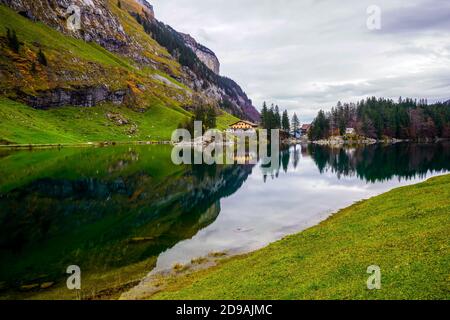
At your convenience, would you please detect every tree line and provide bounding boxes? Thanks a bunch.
[260,102,300,133]
[309,97,450,140]
[178,105,217,135]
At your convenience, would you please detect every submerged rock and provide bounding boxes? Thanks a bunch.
[20,283,39,291]
[40,282,55,289]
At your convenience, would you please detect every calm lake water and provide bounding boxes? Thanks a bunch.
[0,142,449,299]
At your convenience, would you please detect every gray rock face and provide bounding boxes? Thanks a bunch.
[135,0,154,17]
[0,0,130,53]
[180,33,220,74]
[19,86,129,109]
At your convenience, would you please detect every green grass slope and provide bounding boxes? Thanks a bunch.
[148,174,450,300]
[0,98,188,144]
[0,98,239,144]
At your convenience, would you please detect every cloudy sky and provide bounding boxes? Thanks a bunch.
[150,0,450,122]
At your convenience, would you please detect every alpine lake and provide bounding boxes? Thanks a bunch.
[0,142,449,299]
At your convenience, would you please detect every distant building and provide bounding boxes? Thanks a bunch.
[228,120,258,132]
[291,130,302,139]
[345,128,356,135]
[300,124,312,136]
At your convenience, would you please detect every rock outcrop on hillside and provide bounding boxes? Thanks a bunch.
[137,14,260,122]
[180,33,220,74]
[0,0,130,53]
[135,0,154,17]
[19,86,130,109]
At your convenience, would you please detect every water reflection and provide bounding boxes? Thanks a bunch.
[135,142,450,282]
[0,142,448,299]
[0,146,254,299]
[307,142,450,182]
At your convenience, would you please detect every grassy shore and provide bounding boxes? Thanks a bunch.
[145,174,450,300]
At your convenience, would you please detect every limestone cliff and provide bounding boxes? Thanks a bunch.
[0,0,130,53]
[180,33,220,74]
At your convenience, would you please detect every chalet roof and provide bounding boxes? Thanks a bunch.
[301,124,312,130]
[229,120,258,127]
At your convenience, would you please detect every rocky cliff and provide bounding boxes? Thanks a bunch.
[136,14,260,122]
[0,0,259,126]
[0,0,130,53]
[180,33,220,74]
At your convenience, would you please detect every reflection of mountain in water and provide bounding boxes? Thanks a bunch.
[307,142,450,182]
[0,147,254,299]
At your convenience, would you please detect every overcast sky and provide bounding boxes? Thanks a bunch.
[150,0,450,122]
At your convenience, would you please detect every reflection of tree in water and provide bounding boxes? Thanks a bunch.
[307,142,450,182]
[292,145,300,170]
[0,148,255,298]
[261,146,292,182]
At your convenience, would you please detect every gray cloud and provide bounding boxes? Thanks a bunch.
[381,0,450,34]
[150,0,450,122]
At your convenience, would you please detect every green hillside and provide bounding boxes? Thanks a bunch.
[0,98,239,145]
[0,5,240,145]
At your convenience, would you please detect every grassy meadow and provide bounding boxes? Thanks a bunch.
[145,174,450,300]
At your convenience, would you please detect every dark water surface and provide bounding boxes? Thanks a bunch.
[0,142,449,299]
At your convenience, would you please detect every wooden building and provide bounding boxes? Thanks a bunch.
[228,120,259,131]
[300,124,312,136]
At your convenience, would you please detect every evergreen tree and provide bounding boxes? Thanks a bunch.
[291,113,300,134]
[267,105,276,130]
[274,105,281,129]
[260,102,268,129]
[30,62,37,74]
[6,28,20,53]
[37,49,47,66]
[117,0,122,9]
[205,106,217,130]
[179,105,217,135]
[309,110,330,140]
[282,110,290,131]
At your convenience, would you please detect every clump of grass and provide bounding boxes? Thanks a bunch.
[208,251,227,258]
[191,257,208,265]
[172,263,189,273]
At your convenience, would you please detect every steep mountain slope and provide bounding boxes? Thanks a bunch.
[180,32,220,74]
[0,0,258,144]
